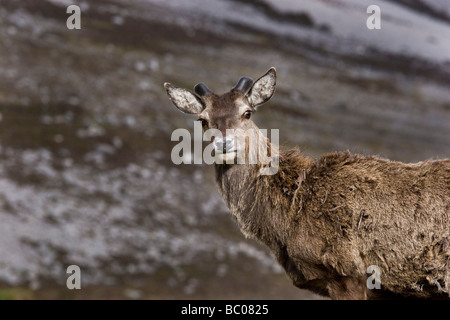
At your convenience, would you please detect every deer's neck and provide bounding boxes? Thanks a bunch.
[215,143,313,249]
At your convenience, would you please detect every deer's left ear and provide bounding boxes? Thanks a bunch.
[164,83,205,114]
[247,67,276,108]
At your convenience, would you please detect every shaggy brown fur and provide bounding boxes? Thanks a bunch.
[216,149,450,299]
[165,68,450,299]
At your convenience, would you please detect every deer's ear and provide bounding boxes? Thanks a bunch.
[164,83,205,114]
[247,67,276,108]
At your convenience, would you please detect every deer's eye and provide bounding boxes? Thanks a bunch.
[243,110,252,119]
[197,118,208,128]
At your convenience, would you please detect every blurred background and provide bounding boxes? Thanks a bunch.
[0,0,449,299]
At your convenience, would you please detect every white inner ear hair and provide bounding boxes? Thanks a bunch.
[172,88,203,114]
[249,76,274,106]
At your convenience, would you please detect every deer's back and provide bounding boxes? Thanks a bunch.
[292,151,450,298]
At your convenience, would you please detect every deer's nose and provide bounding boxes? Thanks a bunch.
[214,137,234,153]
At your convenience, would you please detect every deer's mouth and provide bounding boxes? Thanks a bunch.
[215,150,238,164]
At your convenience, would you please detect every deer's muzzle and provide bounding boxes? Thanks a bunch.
[214,137,235,154]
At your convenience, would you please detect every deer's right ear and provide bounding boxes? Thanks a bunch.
[247,67,276,108]
[164,83,205,114]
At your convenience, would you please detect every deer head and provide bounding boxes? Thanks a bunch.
[164,67,277,165]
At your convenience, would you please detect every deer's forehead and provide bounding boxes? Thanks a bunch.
[201,94,248,119]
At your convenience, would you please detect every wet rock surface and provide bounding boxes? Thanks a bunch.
[0,0,448,299]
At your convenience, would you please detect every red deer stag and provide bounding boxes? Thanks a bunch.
[164,67,449,299]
